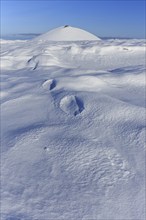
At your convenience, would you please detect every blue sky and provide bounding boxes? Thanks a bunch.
[1,0,145,38]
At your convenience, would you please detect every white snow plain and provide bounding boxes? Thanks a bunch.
[1,38,146,220]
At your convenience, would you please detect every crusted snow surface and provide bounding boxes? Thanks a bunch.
[1,38,146,220]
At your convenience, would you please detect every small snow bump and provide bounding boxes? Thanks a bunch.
[60,95,84,116]
[42,79,56,90]
[44,146,50,152]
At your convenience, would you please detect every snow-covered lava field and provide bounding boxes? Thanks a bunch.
[1,37,146,219]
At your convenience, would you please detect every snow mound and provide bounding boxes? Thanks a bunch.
[60,95,84,116]
[57,75,107,92]
[34,25,100,41]
[42,79,56,90]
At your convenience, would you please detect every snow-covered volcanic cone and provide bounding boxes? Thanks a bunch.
[34,25,100,41]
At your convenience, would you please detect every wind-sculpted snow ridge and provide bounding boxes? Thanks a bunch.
[1,39,145,70]
[1,39,145,220]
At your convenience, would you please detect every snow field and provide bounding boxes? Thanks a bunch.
[1,38,145,219]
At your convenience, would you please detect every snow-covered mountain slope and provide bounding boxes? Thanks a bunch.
[34,25,100,41]
[1,38,146,220]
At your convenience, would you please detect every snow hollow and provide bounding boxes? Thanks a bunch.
[1,26,146,220]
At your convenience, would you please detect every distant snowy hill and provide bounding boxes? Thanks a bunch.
[34,25,100,41]
[1,36,145,220]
